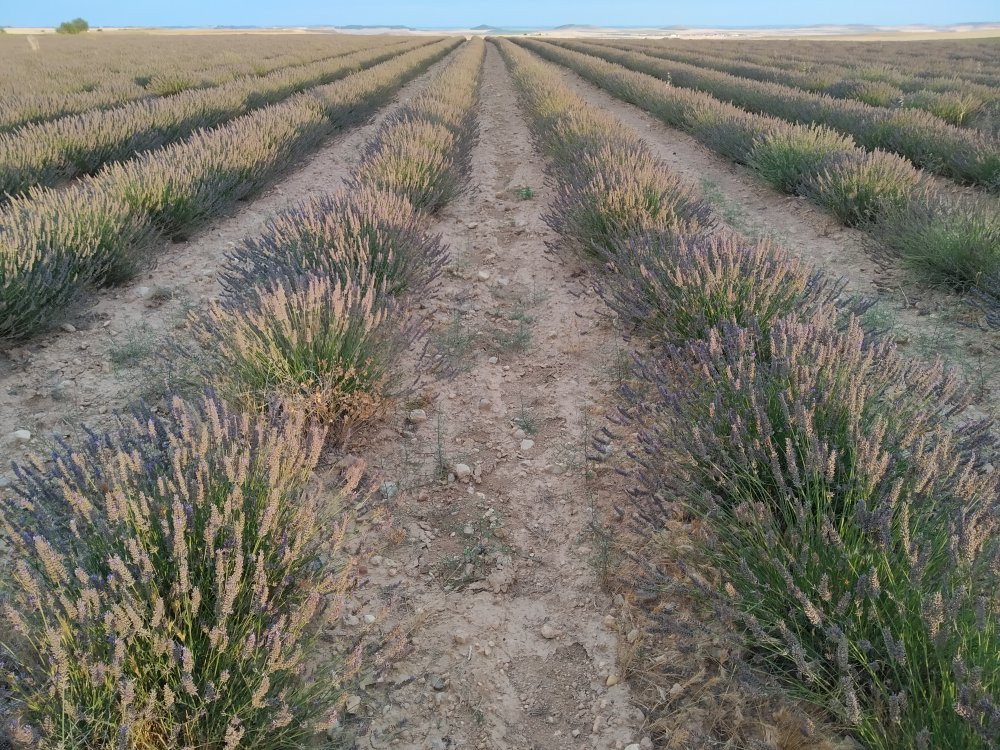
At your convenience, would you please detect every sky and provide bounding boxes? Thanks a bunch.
[2,0,997,29]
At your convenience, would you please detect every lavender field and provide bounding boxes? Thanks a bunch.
[0,27,997,749]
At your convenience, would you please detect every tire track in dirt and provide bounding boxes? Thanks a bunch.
[0,50,460,466]
[342,44,649,750]
[545,61,1000,418]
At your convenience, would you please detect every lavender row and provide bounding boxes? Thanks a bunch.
[0,39,485,747]
[546,39,1000,189]
[515,39,1000,315]
[592,38,998,130]
[0,33,388,131]
[497,37,999,749]
[0,36,430,200]
[0,38,462,344]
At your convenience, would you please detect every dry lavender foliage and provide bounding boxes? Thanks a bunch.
[351,39,483,213]
[601,231,854,343]
[0,34,387,131]
[191,274,399,430]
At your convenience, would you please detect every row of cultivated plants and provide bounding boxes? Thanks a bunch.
[594,38,998,129]
[0,36,430,199]
[515,39,1000,316]
[0,34,386,131]
[542,39,1000,189]
[0,38,484,749]
[667,37,1000,91]
[497,38,1000,749]
[0,37,462,345]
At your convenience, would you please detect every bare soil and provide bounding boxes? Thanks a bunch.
[0,52,457,471]
[328,45,651,749]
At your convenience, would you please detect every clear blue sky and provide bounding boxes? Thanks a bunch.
[3,0,997,29]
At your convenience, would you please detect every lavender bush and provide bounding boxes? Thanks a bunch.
[220,186,445,303]
[748,124,856,193]
[0,394,363,748]
[0,38,428,200]
[351,120,462,213]
[875,191,1000,294]
[191,273,399,431]
[514,37,1000,313]
[0,38,460,341]
[602,231,854,343]
[802,149,925,226]
[547,141,712,259]
[624,311,999,748]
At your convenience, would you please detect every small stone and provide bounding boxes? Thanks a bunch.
[478,398,492,411]
[408,408,428,424]
[6,429,31,444]
[363,614,376,625]
[136,286,152,298]
[345,695,362,714]
[497,277,510,287]
[669,682,683,697]
[60,323,76,333]
[429,674,447,691]
[453,632,468,645]
[625,745,641,750]
[540,624,560,639]
[0,475,11,489]
[463,524,474,536]
[626,628,640,644]
[488,356,498,364]
[606,674,619,687]
[380,481,399,500]
[520,439,534,451]
[344,614,360,627]
[453,463,472,481]
[513,428,526,440]
[572,729,581,738]
[640,739,654,750]
[477,270,491,281]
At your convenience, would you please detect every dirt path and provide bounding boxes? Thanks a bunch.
[548,61,1000,417]
[0,51,458,468]
[337,44,649,750]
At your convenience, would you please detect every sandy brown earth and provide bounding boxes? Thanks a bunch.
[0,51,458,475]
[326,45,651,749]
[546,61,1000,420]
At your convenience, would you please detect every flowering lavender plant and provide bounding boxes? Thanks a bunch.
[624,311,999,748]
[0,395,363,748]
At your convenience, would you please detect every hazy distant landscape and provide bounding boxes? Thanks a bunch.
[4,20,999,38]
